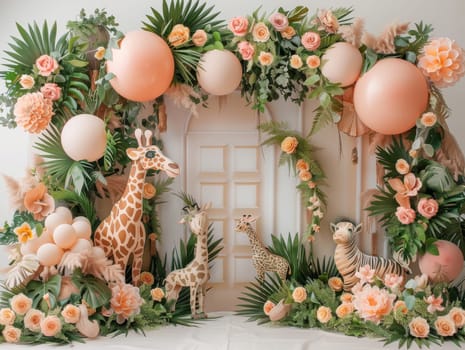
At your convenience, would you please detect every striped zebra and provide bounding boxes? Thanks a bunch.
[331,220,406,291]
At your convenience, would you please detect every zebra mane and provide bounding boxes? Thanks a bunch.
[333,217,357,226]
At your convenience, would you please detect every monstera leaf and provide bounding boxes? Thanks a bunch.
[420,161,455,193]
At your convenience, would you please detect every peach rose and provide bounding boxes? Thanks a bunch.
[435,316,456,337]
[19,74,35,89]
[281,26,296,40]
[23,182,55,221]
[395,159,410,175]
[269,13,288,32]
[316,306,332,323]
[40,83,61,101]
[151,287,165,302]
[258,51,274,66]
[448,307,465,328]
[395,206,416,225]
[24,309,44,332]
[0,308,16,326]
[299,170,312,182]
[10,293,32,315]
[14,92,54,133]
[143,183,156,200]
[340,293,353,303]
[35,55,59,77]
[308,181,316,189]
[328,277,343,292]
[110,283,144,324]
[292,286,307,303]
[40,315,62,337]
[306,55,321,69]
[394,300,408,315]
[140,271,155,285]
[409,149,418,159]
[290,55,303,69]
[420,112,437,127]
[281,136,298,154]
[301,32,321,51]
[417,198,439,219]
[94,46,106,60]
[237,41,255,61]
[61,304,80,324]
[263,300,275,316]
[312,224,320,232]
[252,22,270,42]
[409,317,430,338]
[296,159,309,171]
[317,9,339,34]
[228,16,249,37]
[13,222,34,244]
[168,24,190,47]
[2,325,21,343]
[192,29,208,47]
[336,302,354,318]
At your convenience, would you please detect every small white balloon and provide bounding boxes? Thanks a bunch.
[61,114,107,162]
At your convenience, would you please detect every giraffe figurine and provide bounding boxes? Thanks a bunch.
[94,129,179,285]
[165,204,211,319]
[235,214,290,282]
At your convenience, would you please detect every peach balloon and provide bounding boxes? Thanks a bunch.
[106,30,174,102]
[353,58,429,135]
[321,42,363,87]
[37,243,64,266]
[20,229,53,255]
[419,240,464,283]
[53,224,77,250]
[197,49,242,96]
[61,114,107,162]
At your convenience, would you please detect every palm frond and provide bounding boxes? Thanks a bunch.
[375,136,411,179]
[51,189,98,229]
[308,256,340,281]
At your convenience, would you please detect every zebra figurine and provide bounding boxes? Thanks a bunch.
[331,220,407,291]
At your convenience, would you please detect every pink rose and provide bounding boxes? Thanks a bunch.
[417,198,439,219]
[35,55,58,77]
[301,32,321,51]
[237,41,255,61]
[40,83,61,101]
[192,29,208,47]
[269,13,289,32]
[395,206,416,224]
[228,16,249,37]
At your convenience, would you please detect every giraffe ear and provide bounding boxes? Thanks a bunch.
[127,148,141,160]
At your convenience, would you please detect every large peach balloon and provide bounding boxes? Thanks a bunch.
[106,30,174,102]
[197,50,242,96]
[353,58,429,135]
[61,114,106,162]
[419,240,464,283]
[321,42,363,87]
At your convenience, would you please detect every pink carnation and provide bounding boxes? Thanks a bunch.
[395,206,416,225]
[35,55,58,77]
[13,92,54,133]
[301,32,321,51]
[237,41,255,61]
[40,83,61,101]
[269,13,289,31]
[417,198,439,219]
[228,16,249,37]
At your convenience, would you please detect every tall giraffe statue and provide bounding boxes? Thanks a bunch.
[94,129,179,285]
[165,204,211,319]
[235,214,290,282]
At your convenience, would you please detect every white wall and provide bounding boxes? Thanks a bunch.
[1,0,464,267]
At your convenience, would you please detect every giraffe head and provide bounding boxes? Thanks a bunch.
[126,129,180,178]
[330,220,361,244]
[234,214,256,233]
[181,203,211,236]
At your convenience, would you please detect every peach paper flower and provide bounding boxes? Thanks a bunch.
[35,55,58,77]
[24,309,44,332]
[23,182,55,221]
[448,307,465,328]
[258,52,273,66]
[19,74,35,89]
[409,316,430,338]
[263,300,275,316]
[281,26,296,39]
[316,306,332,323]
[40,315,62,337]
[192,29,208,47]
[151,287,165,302]
[0,308,16,326]
[301,32,321,51]
[417,37,465,88]
[388,172,422,209]
[40,83,61,101]
[336,302,354,318]
[420,112,437,127]
[228,16,249,37]
[425,294,444,313]
[14,222,34,244]
[435,316,456,337]
[168,24,190,47]
[355,264,375,285]
[61,304,80,324]
[395,206,416,225]
[292,286,307,303]
[10,293,32,315]
[252,22,270,42]
[14,92,54,133]
[281,136,298,154]
[306,55,321,69]
[2,325,21,343]
[237,41,255,61]
[417,198,439,219]
[395,159,410,175]
[316,9,339,34]
[269,13,288,31]
[352,284,396,323]
[110,283,144,324]
[290,55,303,69]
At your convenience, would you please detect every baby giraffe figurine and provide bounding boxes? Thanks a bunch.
[235,214,290,282]
[165,204,211,319]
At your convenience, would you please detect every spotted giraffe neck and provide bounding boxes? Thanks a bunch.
[119,160,146,207]
[244,225,266,254]
[194,227,209,264]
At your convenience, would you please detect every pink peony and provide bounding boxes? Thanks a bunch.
[14,92,54,133]
[237,41,255,61]
[110,283,144,324]
[301,32,321,51]
[35,55,58,77]
[418,37,465,88]
[269,13,289,32]
[228,16,249,37]
[40,83,61,101]
[395,206,416,224]
[383,273,403,291]
[352,284,396,324]
[355,264,375,285]
[417,198,439,219]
